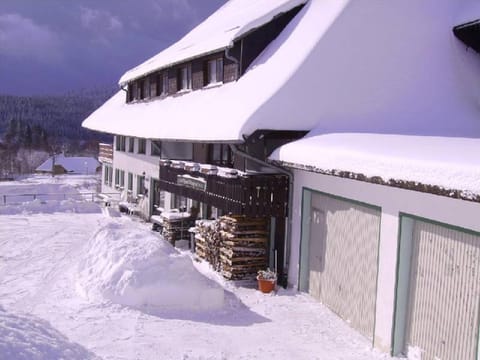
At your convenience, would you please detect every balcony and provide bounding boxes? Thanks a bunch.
[158,161,289,218]
[99,143,113,164]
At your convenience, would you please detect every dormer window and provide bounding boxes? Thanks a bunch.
[142,78,150,99]
[161,72,169,95]
[178,65,192,91]
[137,80,143,100]
[207,58,223,84]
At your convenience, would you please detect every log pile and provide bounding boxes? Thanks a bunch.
[195,215,269,280]
[162,217,195,245]
[219,215,268,280]
[195,220,222,271]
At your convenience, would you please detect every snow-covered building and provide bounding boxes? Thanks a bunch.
[36,154,101,175]
[83,0,480,359]
[83,0,310,283]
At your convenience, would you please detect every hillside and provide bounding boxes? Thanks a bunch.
[0,87,115,144]
[0,87,115,177]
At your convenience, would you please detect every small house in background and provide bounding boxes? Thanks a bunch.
[36,154,101,175]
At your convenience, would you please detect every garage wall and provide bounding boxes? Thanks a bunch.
[288,169,480,353]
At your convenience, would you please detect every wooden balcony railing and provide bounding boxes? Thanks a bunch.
[158,163,289,218]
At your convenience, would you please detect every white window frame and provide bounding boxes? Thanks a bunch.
[179,65,191,90]
[207,58,223,84]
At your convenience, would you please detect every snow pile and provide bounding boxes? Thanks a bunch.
[76,221,225,312]
[0,306,98,360]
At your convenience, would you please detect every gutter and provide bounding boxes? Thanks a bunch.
[229,144,294,287]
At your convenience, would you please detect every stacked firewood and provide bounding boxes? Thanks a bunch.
[194,220,222,271]
[219,215,268,280]
[162,217,195,245]
[194,215,268,280]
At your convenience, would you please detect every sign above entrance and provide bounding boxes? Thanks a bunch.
[177,174,207,191]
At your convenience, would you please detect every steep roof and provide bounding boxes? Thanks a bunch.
[119,0,306,85]
[83,0,480,142]
[36,155,100,174]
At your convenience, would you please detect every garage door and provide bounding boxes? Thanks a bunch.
[308,193,381,340]
[405,219,480,360]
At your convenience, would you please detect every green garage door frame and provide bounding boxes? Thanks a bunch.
[298,188,382,345]
[392,213,480,360]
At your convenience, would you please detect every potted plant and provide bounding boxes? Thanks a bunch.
[257,268,277,293]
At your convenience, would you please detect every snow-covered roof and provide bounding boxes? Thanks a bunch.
[36,155,100,174]
[84,0,480,142]
[269,133,480,201]
[119,0,306,85]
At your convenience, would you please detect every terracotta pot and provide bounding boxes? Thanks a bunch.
[257,276,276,293]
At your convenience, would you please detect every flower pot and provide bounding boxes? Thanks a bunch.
[257,276,276,293]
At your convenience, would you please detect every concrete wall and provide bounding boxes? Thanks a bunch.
[288,169,480,353]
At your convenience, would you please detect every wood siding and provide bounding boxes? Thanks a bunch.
[98,143,113,164]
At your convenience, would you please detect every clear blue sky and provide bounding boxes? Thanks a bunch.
[0,0,226,96]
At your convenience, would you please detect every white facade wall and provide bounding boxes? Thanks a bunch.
[102,137,163,217]
[288,169,480,353]
[105,137,195,217]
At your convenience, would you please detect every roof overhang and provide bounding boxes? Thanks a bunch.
[269,133,480,202]
[453,19,480,53]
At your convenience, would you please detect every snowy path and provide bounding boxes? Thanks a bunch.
[0,209,398,359]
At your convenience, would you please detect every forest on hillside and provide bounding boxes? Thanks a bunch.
[0,88,115,177]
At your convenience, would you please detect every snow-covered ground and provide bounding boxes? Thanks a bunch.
[0,175,400,360]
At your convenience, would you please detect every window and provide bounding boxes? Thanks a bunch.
[137,174,146,195]
[119,170,125,188]
[127,172,133,191]
[115,135,126,151]
[210,144,232,166]
[104,165,109,185]
[161,141,193,160]
[162,73,169,95]
[178,65,191,91]
[151,140,161,156]
[137,80,143,99]
[138,138,146,154]
[105,166,113,187]
[207,58,223,84]
[127,83,134,102]
[143,77,150,99]
[128,137,134,153]
[114,169,125,188]
[149,75,157,97]
[156,72,169,96]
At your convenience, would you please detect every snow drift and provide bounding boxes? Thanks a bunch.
[0,306,98,360]
[76,221,225,312]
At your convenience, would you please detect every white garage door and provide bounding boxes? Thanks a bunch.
[308,193,381,340]
[405,219,480,360]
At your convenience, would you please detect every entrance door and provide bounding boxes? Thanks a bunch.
[307,192,381,340]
